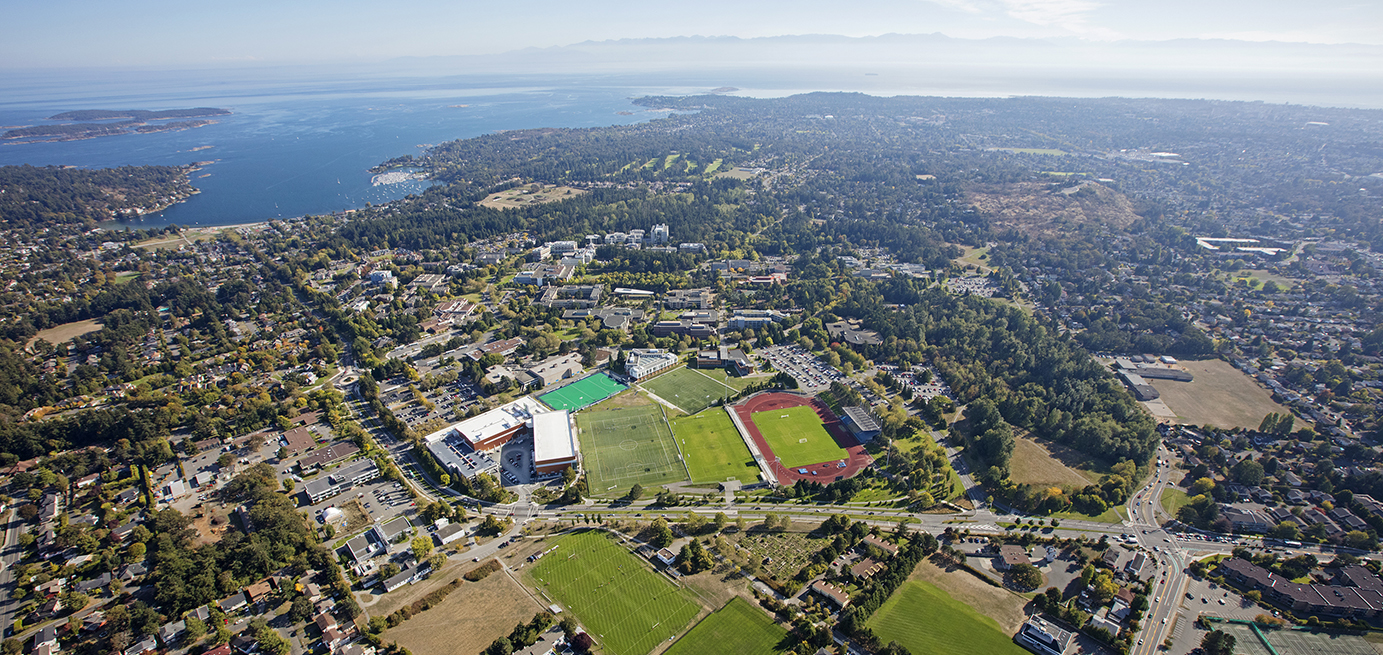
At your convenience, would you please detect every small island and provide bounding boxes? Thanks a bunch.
[2,107,230,142]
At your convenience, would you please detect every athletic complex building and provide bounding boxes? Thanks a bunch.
[423,396,581,481]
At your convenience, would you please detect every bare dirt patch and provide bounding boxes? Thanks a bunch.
[965,181,1139,238]
[591,388,654,410]
[29,318,103,348]
[911,558,1029,634]
[189,503,232,545]
[479,184,584,210]
[1149,358,1286,430]
[386,568,546,655]
[340,499,371,535]
[1008,436,1094,489]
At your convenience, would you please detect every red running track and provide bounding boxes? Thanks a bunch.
[731,391,873,485]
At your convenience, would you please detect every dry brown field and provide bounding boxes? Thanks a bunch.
[479,185,584,209]
[1149,359,1286,429]
[1008,436,1093,489]
[29,318,103,347]
[386,567,546,655]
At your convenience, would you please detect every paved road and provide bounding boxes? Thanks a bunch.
[0,509,23,633]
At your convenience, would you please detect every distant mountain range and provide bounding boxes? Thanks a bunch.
[387,33,1383,77]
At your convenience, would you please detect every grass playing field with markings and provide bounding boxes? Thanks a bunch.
[575,404,686,496]
[663,597,786,655]
[527,530,702,655]
[750,405,849,469]
[641,367,735,415]
[671,410,758,484]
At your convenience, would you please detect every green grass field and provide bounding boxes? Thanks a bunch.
[751,405,849,469]
[540,373,627,411]
[641,367,735,415]
[663,597,786,655]
[868,580,1028,655]
[672,411,759,484]
[576,405,686,496]
[528,530,702,655]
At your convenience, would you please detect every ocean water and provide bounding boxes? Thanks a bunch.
[0,72,676,229]
[3,65,1379,230]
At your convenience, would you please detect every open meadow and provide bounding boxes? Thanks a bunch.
[751,405,849,469]
[672,410,758,484]
[526,530,702,655]
[662,597,786,655]
[478,184,584,209]
[386,567,546,655]
[1149,358,1286,429]
[1008,436,1094,489]
[868,577,1028,655]
[28,318,104,348]
[576,405,686,496]
[641,367,735,415]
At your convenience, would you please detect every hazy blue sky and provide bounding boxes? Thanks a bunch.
[5,0,1380,68]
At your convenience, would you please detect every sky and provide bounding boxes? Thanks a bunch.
[3,0,1380,69]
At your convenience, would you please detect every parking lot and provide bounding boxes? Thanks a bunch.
[1164,576,1259,655]
[759,344,843,391]
[302,471,416,530]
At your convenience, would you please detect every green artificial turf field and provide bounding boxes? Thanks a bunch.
[539,373,627,411]
[575,405,687,495]
[528,530,702,655]
[867,580,1028,655]
[663,597,786,655]
[750,405,849,469]
[672,410,759,484]
[641,367,735,415]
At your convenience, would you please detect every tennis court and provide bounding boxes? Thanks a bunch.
[641,367,735,414]
[575,405,687,495]
[540,373,627,411]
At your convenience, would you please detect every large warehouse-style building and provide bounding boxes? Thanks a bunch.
[422,397,580,482]
[532,409,580,474]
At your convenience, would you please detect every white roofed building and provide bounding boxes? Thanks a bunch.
[445,397,546,451]
[533,410,580,474]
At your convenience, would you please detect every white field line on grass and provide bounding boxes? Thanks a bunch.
[538,537,693,655]
[687,367,738,394]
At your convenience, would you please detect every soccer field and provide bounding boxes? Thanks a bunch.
[528,530,702,655]
[641,367,735,415]
[663,597,786,655]
[576,405,687,495]
[672,411,759,484]
[750,405,849,469]
[539,373,627,411]
[868,580,1028,655]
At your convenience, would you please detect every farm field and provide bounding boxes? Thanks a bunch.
[1149,359,1286,430]
[575,405,686,496]
[641,367,735,415]
[526,530,702,655]
[539,373,626,411]
[387,568,546,655]
[868,579,1028,655]
[663,597,786,655]
[671,411,759,484]
[750,405,849,469]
